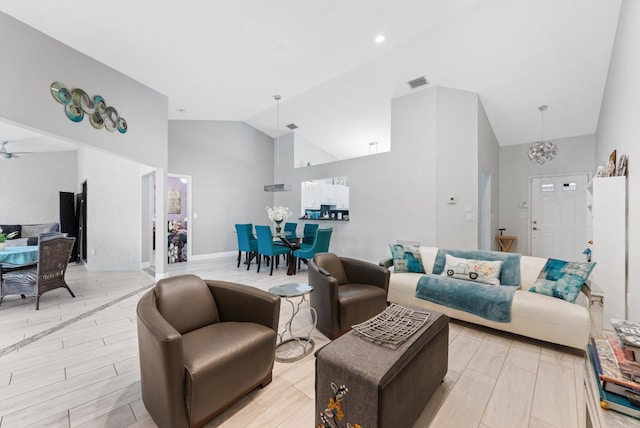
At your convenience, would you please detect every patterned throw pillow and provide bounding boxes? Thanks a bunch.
[441,254,503,285]
[389,244,425,273]
[529,258,596,303]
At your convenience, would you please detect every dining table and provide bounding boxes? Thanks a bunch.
[0,245,39,267]
[275,232,300,276]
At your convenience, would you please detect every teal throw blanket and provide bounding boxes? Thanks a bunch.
[416,274,518,323]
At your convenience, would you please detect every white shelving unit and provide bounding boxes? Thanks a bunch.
[590,176,627,331]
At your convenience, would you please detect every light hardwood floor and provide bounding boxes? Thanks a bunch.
[0,256,588,427]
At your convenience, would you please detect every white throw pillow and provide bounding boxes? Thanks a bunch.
[441,254,503,286]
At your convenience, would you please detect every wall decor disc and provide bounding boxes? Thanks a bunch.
[71,88,95,114]
[65,102,84,122]
[93,95,107,114]
[117,117,128,134]
[104,106,118,132]
[51,82,127,133]
[90,111,104,129]
[50,82,71,104]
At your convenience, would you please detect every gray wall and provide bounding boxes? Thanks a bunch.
[0,13,168,169]
[478,100,501,251]
[0,12,169,273]
[435,87,480,250]
[499,134,595,255]
[168,120,274,256]
[595,0,639,321]
[0,151,77,223]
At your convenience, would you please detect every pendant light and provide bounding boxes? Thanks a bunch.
[264,95,292,192]
[527,105,558,165]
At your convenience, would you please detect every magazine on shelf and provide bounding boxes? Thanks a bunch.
[606,332,640,383]
[591,337,640,394]
[588,343,640,420]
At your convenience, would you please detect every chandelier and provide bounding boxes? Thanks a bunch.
[527,105,557,165]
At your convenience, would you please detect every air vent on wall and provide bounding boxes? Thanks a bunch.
[407,76,429,89]
[286,123,298,130]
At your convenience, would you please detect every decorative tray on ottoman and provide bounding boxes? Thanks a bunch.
[351,303,431,349]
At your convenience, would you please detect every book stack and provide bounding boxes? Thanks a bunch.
[586,319,640,420]
[612,318,640,370]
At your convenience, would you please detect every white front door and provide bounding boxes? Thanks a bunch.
[530,174,588,261]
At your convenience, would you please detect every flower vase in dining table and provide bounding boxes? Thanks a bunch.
[274,220,283,234]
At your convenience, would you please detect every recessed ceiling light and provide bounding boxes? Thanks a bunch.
[374,35,385,44]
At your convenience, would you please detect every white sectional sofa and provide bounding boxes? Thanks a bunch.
[381,247,592,350]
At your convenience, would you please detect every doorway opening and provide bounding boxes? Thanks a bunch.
[166,174,192,264]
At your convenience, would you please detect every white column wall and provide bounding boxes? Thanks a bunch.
[595,0,640,322]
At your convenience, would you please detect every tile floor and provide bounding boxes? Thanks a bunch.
[0,256,591,427]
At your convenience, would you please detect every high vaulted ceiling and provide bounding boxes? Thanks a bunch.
[0,0,621,160]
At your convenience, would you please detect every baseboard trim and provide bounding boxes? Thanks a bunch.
[189,251,236,261]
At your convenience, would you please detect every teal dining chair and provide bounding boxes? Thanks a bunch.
[301,223,319,249]
[235,224,258,270]
[283,222,297,239]
[255,225,291,275]
[293,228,332,270]
[276,222,298,246]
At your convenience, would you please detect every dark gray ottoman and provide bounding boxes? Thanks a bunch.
[315,309,449,428]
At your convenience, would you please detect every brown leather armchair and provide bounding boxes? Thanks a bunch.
[309,253,390,340]
[136,274,281,428]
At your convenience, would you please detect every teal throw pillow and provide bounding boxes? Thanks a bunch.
[389,244,425,273]
[441,254,503,285]
[529,258,596,303]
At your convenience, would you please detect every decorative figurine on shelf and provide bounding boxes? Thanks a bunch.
[583,240,593,262]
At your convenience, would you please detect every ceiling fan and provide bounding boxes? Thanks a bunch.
[0,141,32,159]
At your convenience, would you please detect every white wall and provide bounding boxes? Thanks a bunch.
[75,148,142,271]
[294,134,338,168]
[0,151,77,223]
[272,85,490,263]
[168,120,274,256]
[499,134,595,255]
[595,0,640,322]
